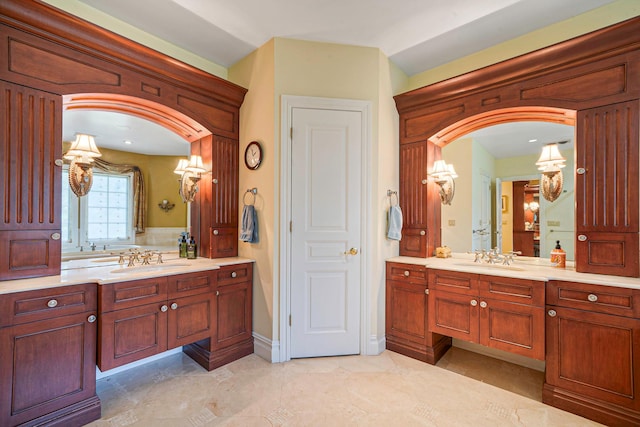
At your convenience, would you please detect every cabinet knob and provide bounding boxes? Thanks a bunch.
[170,302,178,310]
[576,167,586,175]
[87,314,97,323]
[54,158,64,167]
[424,289,429,295]
[160,305,168,312]
[548,309,557,317]
[587,294,598,302]
[51,232,61,240]
[403,271,410,277]
[479,301,487,308]
[47,299,58,308]
[420,230,426,236]
[470,299,478,307]
[212,178,218,184]
[231,271,237,278]
[216,290,220,296]
[577,234,587,242]
[213,230,219,235]
[421,179,428,185]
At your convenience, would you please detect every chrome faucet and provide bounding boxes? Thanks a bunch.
[90,242,96,251]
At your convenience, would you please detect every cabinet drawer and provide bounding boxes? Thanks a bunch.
[428,269,478,295]
[547,280,640,318]
[0,283,96,327]
[168,271,215,298]
[479,275,544,307]
[100,277,168,312]
[386,262,427,284]
[217,263,253,286]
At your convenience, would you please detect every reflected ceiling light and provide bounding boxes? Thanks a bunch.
[176,155,207,203]
[536,143,566,202]
[429,159,458,205]
[64,133,102,197]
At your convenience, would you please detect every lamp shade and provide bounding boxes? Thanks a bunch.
[173,158,189,175]
[63,133,102,162]
[185,155,206,174]
[536,143,566,171]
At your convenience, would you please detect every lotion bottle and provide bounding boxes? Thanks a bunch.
[550,240,566,268]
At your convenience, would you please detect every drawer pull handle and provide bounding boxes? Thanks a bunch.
[403,271,410,277]
[231,272,237,278]
[87,314,97,323]
[160,305,168,312]
[548,309,557,317]
[479,301,487,308]
[420,230,426,236]
[170,303,178,310]
[577,234,587,242]
[47,299,58,308]
[470,299,478,307]
[587,294,598,302]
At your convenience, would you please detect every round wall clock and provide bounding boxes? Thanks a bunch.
[244,141,262,170]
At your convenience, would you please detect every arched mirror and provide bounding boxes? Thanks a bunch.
[61,109,191,259]
[440,121,575,261]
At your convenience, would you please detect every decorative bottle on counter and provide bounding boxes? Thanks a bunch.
[179,235,188,258]
[186,237,197,259]
[550,240,566,268]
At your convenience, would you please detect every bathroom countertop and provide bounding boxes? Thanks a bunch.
[387,253,640,290]
[0,254,254,295]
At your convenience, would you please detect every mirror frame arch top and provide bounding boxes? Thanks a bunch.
[395,16,640,278]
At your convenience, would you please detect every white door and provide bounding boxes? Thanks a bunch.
[290,107,362,358]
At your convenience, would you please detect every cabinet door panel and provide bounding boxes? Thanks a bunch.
[429,269,478,295]
[214,281,252,349]
[478,275,544,306]
[386,280,427,346]
[98,303,167,371]
[0,229,61,281]
[0,312,96,426]
[479,298,545,360]
[209,227,238,258]
[428,289,479,342]
[546,306,640,410]
[100,277,168,312]
[168,293,215,348]
[212,135,238,228]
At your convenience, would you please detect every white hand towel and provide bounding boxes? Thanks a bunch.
[387,205,403,240]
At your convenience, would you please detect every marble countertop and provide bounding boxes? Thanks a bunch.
[0,253,254,295]
[388,253,640,290]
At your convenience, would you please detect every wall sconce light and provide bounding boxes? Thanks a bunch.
[158,199,175,212]
[64,133,102,197]
[524,201,540,212]
[536,143,566,202]
[174,155,207,203]
[429,159,458,205]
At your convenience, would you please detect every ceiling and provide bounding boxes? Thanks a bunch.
[64,0,600,156]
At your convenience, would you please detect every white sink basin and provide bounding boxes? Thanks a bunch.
[110,263,191,274]
[453,262,525,272]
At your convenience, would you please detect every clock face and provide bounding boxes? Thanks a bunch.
[245,141,262,170]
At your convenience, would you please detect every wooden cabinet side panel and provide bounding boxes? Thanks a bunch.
[214,281,252,349]
[385,280,428,346]
[545,306,640,411]
[0,312,96,426]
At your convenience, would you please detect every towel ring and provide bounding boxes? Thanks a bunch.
[244,188,257,206]
[387,190,399,206]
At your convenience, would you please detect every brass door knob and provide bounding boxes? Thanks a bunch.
[343,248,358,255]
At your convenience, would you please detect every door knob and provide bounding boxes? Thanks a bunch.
[343,248,358,255]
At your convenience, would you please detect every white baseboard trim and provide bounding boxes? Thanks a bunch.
[253,332,279,363]
[96,347,183,379]
[367,334,385,355]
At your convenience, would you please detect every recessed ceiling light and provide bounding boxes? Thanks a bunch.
[528,139,538,143]
[124,140,133,145]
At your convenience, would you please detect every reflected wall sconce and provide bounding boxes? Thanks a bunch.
[429,159,458,205]
[174,155,207,203]
[524,201,540,212]
[64,133,102,197]
[158,199,175,212]
[536,143,566,202]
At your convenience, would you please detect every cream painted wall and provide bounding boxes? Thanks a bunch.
[501,182,514,252]
[472,141,496,247]
[406,0,640,90]
[442,138,473,252]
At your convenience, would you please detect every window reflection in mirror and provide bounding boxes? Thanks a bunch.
[62,110,191,257]
[440,121,575,261]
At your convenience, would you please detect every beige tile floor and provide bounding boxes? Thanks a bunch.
[87,348,602,426]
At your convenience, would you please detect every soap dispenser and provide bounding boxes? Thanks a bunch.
[186,237,197,259]
[179,235,188,258]
[550,240,566,268]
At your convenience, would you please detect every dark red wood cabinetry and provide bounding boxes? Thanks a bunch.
[385,262,451,363]
[544,280,640,426]
[0,284,100,426]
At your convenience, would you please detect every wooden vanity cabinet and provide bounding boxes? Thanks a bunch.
[544,280,640,426]
[98,271,216,371]
[0,283,100,427]
[428,269,545,360]
[184,262,254,370]
[385,262,451,364]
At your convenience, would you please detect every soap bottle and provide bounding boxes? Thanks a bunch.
[550,240,566,268]
[186,237,197,259]
[179,235,188,258]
